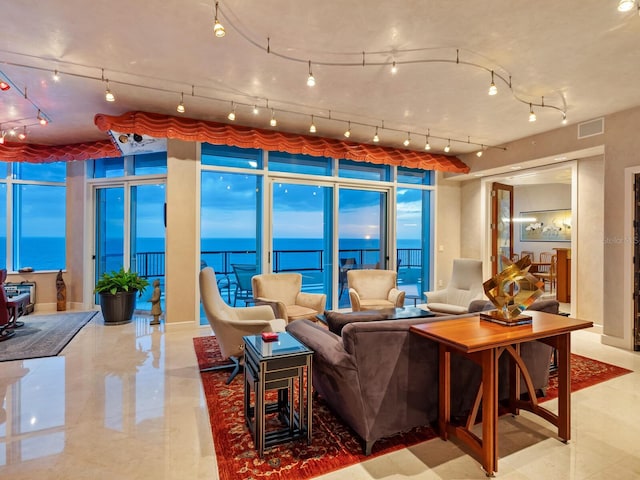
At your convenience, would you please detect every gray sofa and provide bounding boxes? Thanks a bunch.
[286,300,558,455]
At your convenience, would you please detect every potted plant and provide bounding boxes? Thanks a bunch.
[94,268,149,325]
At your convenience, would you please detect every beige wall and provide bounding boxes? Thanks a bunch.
[165,139,199,326]
[433,172,462,290]
[576,156,604,323]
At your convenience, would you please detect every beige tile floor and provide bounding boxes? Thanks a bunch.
[0,310,638,479]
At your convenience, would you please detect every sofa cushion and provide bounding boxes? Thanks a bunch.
[323,310,389,335]
[426,302,468,315]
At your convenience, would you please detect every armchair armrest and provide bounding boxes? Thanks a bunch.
[348,288,362,311]
[254,296,287,319]
[423,289,448,304]
[225,317,287,336]
[296,291,326,312]
[234,304,276,320]
[387,288,406,307]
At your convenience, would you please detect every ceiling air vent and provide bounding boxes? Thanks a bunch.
[577,117,604,139]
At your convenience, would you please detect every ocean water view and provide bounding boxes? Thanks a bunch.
[1,237,421,273]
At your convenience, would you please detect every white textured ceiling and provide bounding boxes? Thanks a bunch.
[1,1,639,154]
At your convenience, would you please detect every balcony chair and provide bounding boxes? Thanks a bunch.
[199,267,286,383]
[231,263,257,306]
[424,258,484,314]
[339,257,357,298]
[347,269,405,311]
[251,273,326,323]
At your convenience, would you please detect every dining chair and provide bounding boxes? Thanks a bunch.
[520,250,535,262]
[535,252,557,292]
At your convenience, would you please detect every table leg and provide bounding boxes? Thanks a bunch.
[557,333,571,442]
[481,348,498,476]
[306,356,312,444]
[257,365,265,457]
[438,344,450,440]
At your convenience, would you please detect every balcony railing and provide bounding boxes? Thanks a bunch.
[130,248,424,308]
[132,247,421,278]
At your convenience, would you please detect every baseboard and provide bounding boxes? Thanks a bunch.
[601,333,633,350]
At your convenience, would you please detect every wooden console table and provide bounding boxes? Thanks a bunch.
[411,311,592,476]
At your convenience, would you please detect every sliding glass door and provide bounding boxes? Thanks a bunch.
[337,188,388,307]
[94,182,166,308]
[271,181,333,305]
[200,171,262,324]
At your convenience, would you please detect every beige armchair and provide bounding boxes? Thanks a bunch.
[347,269,405,311]
[424,258,484,314]
[199,267,286,383]
[251,273,326,323]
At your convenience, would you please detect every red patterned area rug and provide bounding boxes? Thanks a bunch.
[193,336,632,480]
[542,352,632,402]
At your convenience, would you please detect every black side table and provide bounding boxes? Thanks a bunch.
[243,332,313,457]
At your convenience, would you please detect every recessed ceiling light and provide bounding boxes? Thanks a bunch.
[510,166,522,170]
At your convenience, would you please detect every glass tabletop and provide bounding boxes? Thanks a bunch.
[243,332,312,359]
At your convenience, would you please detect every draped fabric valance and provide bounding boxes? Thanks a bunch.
[0,140,119,163]
[95,111,470,173]
[0,110,470,172]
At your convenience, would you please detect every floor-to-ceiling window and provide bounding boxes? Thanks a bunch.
[198,143,434,320]
[396,167,433,304]
[0,161,66,272]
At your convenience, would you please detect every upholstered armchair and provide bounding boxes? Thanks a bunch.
[199,267,286,383]
[424,258,484,314]
[252,273,326,323]
[347,269,405,311]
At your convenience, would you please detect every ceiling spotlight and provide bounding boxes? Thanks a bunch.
[18,126,26,140]
[528,103,537,122]
[0,81,10,91]
[118,134,129,144]
[37,110,48,126]
[52,69,60,82]
[403,132,411,147]
[307,61,316,87]
[213,1,225,37]
[561,112,567,125]
[391,61,398,75]
[177,92,185,113]
[270,109,277,127]
[309,115,316,133]
[252,105,259,115]
[444,140,451,153]
[0,131,5,145]
[9,128,16,136]
[618,0,635,12]
[488,70,497,96]
[373,127,380,143]
[227,101,236,121]
[425,131,431,150]
[476,150,483,157]
[105,80,115,102]
[344,121,351,138]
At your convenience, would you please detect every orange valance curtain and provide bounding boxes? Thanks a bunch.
[0,140,119,163]
[95,111,469,173]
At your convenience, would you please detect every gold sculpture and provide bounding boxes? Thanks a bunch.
[480,256,544,325]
